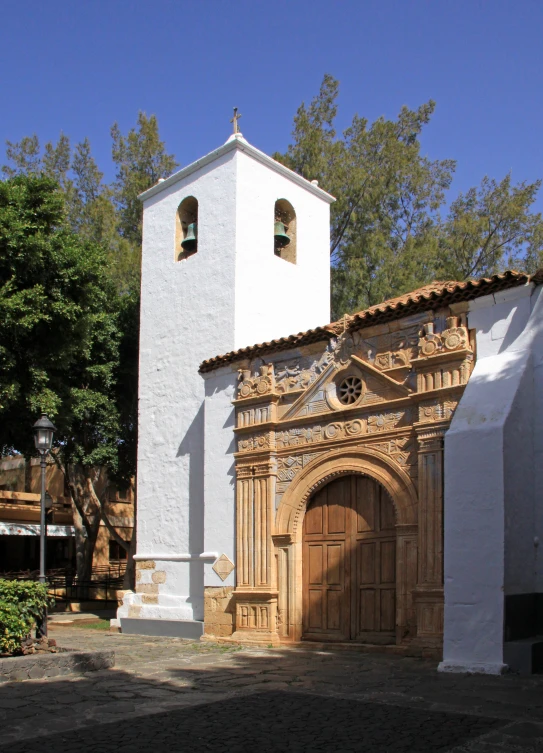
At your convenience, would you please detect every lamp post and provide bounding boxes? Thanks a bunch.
[33,414,56,637]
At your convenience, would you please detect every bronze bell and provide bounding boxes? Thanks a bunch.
[274,220,290,249]
[181,222,197,252]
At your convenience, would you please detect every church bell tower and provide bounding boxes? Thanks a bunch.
[118,124,334,635]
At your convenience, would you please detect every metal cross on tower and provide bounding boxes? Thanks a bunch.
[231,107,242,134]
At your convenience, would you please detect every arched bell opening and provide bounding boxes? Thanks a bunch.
[175,196,198,261]
[274,199,296,264]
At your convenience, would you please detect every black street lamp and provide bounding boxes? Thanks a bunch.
[33,414,56,637]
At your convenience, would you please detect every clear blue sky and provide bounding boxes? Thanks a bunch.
[1,0,542,210]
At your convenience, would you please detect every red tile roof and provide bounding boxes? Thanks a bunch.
[199,269,540,373]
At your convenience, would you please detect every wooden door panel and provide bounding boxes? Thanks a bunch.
[307,544,323,585]
[305,491,324,534]
[303,537,348,640]
[358,589,377,632]
[358,541,376,585]
[303,475,396,644]
[327,478,348,534]
[326,543,342,585]
[326,590,342,631]
[354,477,376,532]
[380,588,396,632]
[308,589,323,629]
[327,502,347,534]
[380,540,396,584]
[380,492,396,531]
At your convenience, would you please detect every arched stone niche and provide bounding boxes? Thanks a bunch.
[175,196,198,261]
[274,198,296,264]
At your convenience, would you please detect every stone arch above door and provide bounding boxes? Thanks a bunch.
[275,446,418,539]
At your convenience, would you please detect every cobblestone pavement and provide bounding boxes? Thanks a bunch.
[0,626,542,751]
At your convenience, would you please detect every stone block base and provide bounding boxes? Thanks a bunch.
[120,617,204,639]
[203,586,235,639]
[437,660,507,675]
[230,630,281,646]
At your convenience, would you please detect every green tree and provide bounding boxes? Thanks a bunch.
[111,112,178,249]
[276,75,543,317]
[1,135,41,178]
[436,175,543,279]
[0,175,134,580]
[1,114,176,581]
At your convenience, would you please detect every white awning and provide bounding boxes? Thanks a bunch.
[0,523,75,537]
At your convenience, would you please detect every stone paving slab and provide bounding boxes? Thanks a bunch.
[0,691,507,753]
[0,626,542,751]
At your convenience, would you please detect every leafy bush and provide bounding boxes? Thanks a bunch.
[0,580,52,655]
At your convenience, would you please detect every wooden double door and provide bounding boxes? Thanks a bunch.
[302,474,396,643]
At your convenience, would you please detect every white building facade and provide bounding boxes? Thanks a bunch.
[118,133,543,673]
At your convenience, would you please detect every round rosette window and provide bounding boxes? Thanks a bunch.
[338,375,363,405]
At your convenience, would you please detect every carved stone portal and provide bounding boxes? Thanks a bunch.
[224,308,472,655]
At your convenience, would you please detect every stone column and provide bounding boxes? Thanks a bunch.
[232,461,280,645]
[395,524,418,644]
[412,426,445,652]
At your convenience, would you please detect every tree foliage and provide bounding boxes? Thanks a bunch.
[1,113,172,582]
[0,579,51,654]
[0,175,134,578]
[275,75,543,317]
[111,112,178,248]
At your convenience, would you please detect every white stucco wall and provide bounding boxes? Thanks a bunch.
[203,368,236,588]
[530,287,543,594]
[134,151,238,620]
[440,283,543,674]
[127,137,332,623]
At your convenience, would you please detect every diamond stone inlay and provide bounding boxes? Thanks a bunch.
[212,554,235,581]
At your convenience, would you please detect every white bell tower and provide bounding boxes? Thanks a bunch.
[118,128,334,635]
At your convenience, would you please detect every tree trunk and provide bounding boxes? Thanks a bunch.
[66,466,101,582]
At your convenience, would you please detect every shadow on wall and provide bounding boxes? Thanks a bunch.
[205,374,237,481]
[497,303,533,354]
[177,403,204,620]
[223,405,236,482]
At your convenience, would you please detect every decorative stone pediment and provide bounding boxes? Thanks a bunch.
[282,354,410,421]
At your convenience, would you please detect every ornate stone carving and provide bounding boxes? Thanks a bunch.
[370,437,416,467]
[418,399,458,424]
[367,411,405,433]
[275,410,408,450]
[231,307,477,650]
[238,405,271,427]
[277,455,303,482]
[274,349,334,394]
[237,364,275,399]
[302,452,322,466]
[416,427,446,452]
[417,317,471,360]
[441,316,469,352]
[418,322,442,357]
[238,432,272,452]
[374,350,409,370]
[275,452,326,507]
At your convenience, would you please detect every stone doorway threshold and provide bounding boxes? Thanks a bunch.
[287,640,441,660]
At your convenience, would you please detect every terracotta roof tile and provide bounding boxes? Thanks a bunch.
[199,269,537,373]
